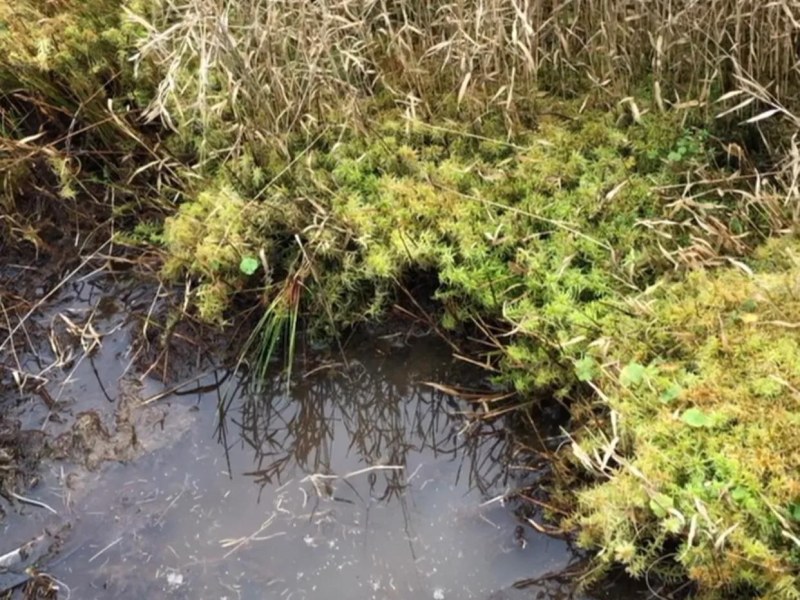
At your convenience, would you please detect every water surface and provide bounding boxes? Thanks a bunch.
[0,276,639,599]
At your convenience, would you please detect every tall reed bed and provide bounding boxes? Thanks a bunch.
[134,0,800,144]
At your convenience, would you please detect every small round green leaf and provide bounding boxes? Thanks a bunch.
[649,493,674,518]
[239,256,260,275]
[660,384,682,403]
[575,356,598,382]
[620,362,646,387]
[731,487,750,502]
[681,407,713,428]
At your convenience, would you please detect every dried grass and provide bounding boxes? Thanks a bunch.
[134,0,800,145]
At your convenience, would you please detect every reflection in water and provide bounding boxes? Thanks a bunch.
[3,295,582,600]
[165,342,575,600]
[227,350,511,504]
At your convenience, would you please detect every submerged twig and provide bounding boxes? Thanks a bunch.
[10,492,59,515]
[219,513,286,558]
[88,537,123,563]
[0,240,112,355]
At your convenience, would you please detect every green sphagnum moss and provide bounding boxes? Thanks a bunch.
[568,237,800,597]
[3,2,800,595]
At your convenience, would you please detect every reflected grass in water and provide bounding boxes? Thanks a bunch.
[221,347,516,505]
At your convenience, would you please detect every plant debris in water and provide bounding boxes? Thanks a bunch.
[3,0,800,597]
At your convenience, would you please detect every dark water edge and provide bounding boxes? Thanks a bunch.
[0,274,651,600]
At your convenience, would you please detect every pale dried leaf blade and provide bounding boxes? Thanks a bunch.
[457,71,472,106]
[572,441,596,472]
[605,180,628,201]
[715,97,755,119]
[715,90,746,103]
[18,132,47,145]
[744,109,783,124]
[782,530,800,548]
[714,523,739,550]
[725,257,754,276]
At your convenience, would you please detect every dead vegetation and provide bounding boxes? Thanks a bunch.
[134,0,800,143]
[4,0,800,597]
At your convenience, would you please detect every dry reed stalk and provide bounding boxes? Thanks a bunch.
[129,0,800,273]
[132,0,800,146]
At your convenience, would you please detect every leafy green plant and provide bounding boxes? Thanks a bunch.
[620,362,648,387]
[666,128,710,164]
[680,407,715,428]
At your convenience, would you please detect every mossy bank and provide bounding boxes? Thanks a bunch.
[3,0,800,597]
[157,100,800,596]
[569,237,800,596]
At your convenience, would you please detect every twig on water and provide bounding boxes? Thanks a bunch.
[10,492,59,515]
[88,537,123,563]
[219,513,287,558]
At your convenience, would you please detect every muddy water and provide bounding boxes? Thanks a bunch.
[0,277,639,599]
